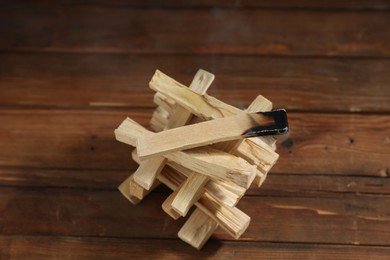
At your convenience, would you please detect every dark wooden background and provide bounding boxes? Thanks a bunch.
[0,1,389,259]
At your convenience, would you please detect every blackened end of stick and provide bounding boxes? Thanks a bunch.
[243,109,289,137]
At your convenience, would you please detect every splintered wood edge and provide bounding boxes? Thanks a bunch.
[235,138,279,175]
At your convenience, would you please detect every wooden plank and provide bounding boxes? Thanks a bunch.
[1,6,390,57]
[0,188,389,245]
[3,0,390,10]
[1,53,389,113]
[1,236,390,260]
[1,167,388,197]
[0,109,389,176]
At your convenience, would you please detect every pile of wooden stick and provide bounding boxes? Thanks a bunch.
[115,69,281,249]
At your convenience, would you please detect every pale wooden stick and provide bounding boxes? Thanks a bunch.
[166,69,214,129]
[153,92,176,113]
[167,162,244,207]
[212,95,273,152]
[162,188,182,220]
[150,70,240,120]
[118,175,140,205]
[119,70,215,191]
[168,161,244,207]
[141,69,213,188]
[158,169,250,239]
[118,174,161,203]
[137,112,275,160]
[133,156,166,190]
[131,149,140,164]
[150,71,278,148]
[116,119,256,188]
[178,208,218,250]
[171,172,209,216]
[115,117,146,147]
[166,69,216,217]
[129,175,161,200]
[150,107,170,132]
[165,147,256,189]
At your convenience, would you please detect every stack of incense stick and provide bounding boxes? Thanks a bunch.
[114,69,288,249]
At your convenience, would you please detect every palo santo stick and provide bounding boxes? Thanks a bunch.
[162,187,182,220]
[151,70,278,148]
[167,161,244,207]
[133,156,166,190]
[166,69,214,129]
[114,117,165,191]
[212,95,273,152]
[178,208,218,250]
[166,69,215,216]
[137,110,287,160]
[150,70,240,120]
[118,174,161,203]
[235,138,279,175]
[116,119,256,188]
[153,92,176,114]
[165,147,256,189]
[235,138,279,187]
[115,117,146,147]
[131,149,140,164]
[150,107,170,132]
[139,70,213,190]
[158,168,251,239]
[171,172,209,216]
[119,69,215,190]
[118,175,140,205]
[129,175,161,200]
[197,192,250,239]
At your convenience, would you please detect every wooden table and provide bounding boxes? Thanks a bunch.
[0,1,389,259]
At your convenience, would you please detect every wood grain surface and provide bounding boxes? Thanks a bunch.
[1,5,390,57]
[0,1,389,258]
